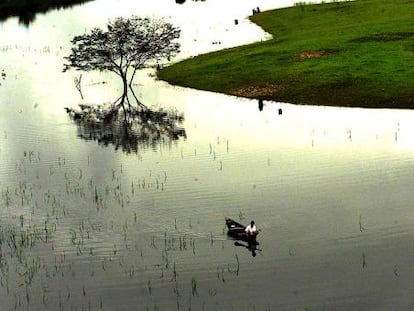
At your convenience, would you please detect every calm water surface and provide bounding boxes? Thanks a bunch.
[1,1,414,310]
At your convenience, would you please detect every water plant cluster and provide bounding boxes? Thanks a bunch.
[0,69,5,85]
[0,133,246,310]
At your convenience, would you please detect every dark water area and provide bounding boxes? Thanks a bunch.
[0,0,94,26]
[2,0,414,310]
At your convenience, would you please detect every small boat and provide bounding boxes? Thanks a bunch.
[225,217,259,245]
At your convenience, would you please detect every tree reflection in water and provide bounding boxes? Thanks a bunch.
[66,104,186,154]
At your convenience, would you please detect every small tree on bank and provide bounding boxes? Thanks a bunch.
[63,16,180,121]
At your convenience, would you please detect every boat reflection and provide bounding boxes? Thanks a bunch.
[234,240,260,257]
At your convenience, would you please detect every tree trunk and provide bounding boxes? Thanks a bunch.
[129,68,147,111]
[119,72,128,123]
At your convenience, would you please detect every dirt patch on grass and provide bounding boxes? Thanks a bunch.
[300,50,334,59]
[352,32,414,43]
[230,83,285,98]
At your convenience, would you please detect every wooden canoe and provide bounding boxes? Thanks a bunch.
[225,217,259,245]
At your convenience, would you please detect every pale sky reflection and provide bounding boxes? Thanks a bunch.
[1,0,414,153]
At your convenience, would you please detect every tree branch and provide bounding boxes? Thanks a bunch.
[63,15,181,119]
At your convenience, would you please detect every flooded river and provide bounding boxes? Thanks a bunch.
[1,0,414,310]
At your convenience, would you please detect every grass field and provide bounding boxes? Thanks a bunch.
[158,0,414,108]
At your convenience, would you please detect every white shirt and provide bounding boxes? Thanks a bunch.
[245,224,257,234]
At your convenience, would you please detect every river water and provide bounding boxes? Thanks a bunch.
[1,1,414,310]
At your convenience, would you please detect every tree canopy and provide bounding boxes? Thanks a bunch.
[63,16,181,119]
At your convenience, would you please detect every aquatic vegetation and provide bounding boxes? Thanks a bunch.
[0,69,5,86]
[0,144,257,310]
[3,0,414,309]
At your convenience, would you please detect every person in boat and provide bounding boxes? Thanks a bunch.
[245,220,258,237]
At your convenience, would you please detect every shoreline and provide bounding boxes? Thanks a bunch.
[158,0,414,109]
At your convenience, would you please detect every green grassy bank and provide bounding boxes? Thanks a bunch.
[158,0,414,108]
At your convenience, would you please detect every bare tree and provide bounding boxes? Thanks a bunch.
[63,16,180,121]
